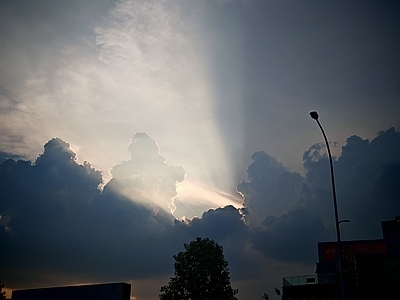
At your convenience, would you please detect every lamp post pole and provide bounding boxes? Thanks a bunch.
[309,111,347,300]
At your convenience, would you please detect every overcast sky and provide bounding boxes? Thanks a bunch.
[1,0,400,299]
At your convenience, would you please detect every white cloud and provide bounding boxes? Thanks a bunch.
[0,0,239,214]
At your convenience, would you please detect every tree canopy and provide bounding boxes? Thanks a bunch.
[159,237,238,300]
[0,281,6,299]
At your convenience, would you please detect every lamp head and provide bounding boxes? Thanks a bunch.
[309,111,319,120]
[339,219,351,224]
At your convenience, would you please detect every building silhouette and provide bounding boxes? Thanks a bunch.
[11,282,131,300]
[282,217,400,300]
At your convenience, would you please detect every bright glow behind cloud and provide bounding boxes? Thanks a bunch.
[93,0,237,209]
[0,0,239,217]
[175,179,243,219]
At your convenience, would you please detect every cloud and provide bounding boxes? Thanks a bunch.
[0,138,102,283]
[236,127,400,262]
[0,151,26,164]
[1,0,399,299]
[251,207,327,263]
[107,132,186,215]
[237,151,304,224]
[174,205,247,241]
[302,127,400,239]
[1,127,400,299]
[0,0,243,212]
[170,205,264,280]
[0,135,253,290]
[92,0,237,200]
[173,180,242,220]
[0,136,178,286]
[0,134,265,294]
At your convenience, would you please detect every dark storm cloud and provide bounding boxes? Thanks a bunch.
[235,150,328,263]
[0,134,256,289]
[251,207,327,263]
[237,127,400,262]
[237,151,303,223]
[303,127,400,239]
[1,127,400,292]
[171,206,262,279]
[173,205,247,242]
[0,151,25,164]
[0,135,182,286]
[0,138,103,282]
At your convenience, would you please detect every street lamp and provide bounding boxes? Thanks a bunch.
[309,111,347,300]
[338,219,351,224]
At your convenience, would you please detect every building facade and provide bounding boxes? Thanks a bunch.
[282,217,400,300]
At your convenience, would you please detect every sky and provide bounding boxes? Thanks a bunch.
[0,0,400,299]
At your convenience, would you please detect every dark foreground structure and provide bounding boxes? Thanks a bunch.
[11,282,131,300]
[282,217,400,300]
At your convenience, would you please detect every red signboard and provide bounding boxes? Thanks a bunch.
[322,242,387,260]
[371,243,387,253]
[323,245,338,260]
[354,244,370,253]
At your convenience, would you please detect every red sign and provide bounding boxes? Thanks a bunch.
[371,243,387,253]
[323,245,338,260]
[342,244,354,254]
[354,244,370,253]
[322,242,387,261]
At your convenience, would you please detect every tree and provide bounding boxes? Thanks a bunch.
[0,281,6,299]
[159,237,238,300]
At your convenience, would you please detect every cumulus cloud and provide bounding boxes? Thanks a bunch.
[1,127,399,299]
[302,127,400,239]
[173,205,247,241]
[0,135,179,286]
[1,1,400,299]
[170,205,264,280]
[107,132,186,215]
[0,138,103,284]
[236,127,400,262]
[237,151,303,224]
[0,151,26,164]
[251,207,327,263]
[0,135,255,291]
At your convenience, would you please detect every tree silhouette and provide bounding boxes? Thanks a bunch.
[0,281,6,299]
[159,237,238,300]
